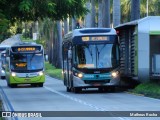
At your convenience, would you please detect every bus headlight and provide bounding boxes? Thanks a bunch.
[11,72,16,77]
[78,73,83,78]
[111,71,119,78]
[38,71,44,76]
[1,70,5,74]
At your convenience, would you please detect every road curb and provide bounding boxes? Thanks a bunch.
[0,86,18,120]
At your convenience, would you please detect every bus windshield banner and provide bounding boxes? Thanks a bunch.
[11,46,41,52]
[82,36,109,41]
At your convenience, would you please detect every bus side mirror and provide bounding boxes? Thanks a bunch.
[68,50,72,60]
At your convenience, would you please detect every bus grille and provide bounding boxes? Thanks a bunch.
[84,80,110,84]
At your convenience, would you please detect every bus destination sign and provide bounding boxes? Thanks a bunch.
[18,47,35,52]
[82,36,109,41]
[12,46,41,52]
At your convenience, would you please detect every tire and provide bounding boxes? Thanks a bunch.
[1,76,5,79]
[73,87,82,93]
[66,87,71,92]
[31,84,38,87]
[38,83,43,87]
[98,87,107,93]
[8,84,17,88]
[108,86,116,93]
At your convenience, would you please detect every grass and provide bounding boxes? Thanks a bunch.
[132,82,160,99]
[45,62,63,80]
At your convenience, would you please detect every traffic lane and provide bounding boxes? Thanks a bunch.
[44,76,160,120]
[0,80,93,111]
[46,76,160,111]
[1,77,160,120]
[0,80,121,120]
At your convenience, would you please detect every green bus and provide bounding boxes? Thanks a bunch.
[5,42,45,87]
[62,28,120,93]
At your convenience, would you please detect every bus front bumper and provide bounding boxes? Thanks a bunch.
[72,75,120,88]
[8,72,45,84]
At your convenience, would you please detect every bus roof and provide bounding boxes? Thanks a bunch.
[64,28,117,39]
[0,45,11,48]
[10,42,42,47]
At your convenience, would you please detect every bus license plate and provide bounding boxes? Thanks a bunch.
[25,79,31,81]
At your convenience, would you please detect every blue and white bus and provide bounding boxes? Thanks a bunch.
[62,28,120,93]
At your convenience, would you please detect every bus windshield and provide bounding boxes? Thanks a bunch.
[74,43,119,69]
[10,53,43,71]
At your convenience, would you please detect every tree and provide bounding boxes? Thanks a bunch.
[130,0,140,21]
[91,0,96,27]
[85,0,92,28]
[64,18,69,35]
[113,0,121,27]
[102,0,110,28]
[0,10,9,41]
[56,21,62,68]
[98,0,103,27]
[98,0,110,28]
[121,0,131,23]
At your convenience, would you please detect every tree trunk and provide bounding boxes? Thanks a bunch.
[91,0,96,27]
[85,1,91,28]
[98,0,103,27]
[64,18,69,35]
[102,0,110,28]
[49,25,53,64]
[131,0,140,21]
[56,21,62,68]
[72,18,76,30]
[113,0,121,27]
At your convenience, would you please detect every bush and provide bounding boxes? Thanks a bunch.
[45,62,63,80]
[133,82,160,99]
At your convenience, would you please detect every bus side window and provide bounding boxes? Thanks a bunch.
[6,49,10,57]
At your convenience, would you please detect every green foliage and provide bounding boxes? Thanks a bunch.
[45,62,63,80]
[0,0,88,22]
[121,0,131,23]
[0,10,10,41]
[19,0,32,13]
[133,82,160,99]
[0,0,88,42]
[21,35,46,49]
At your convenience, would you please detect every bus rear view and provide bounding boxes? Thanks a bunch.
[62,28,120,93]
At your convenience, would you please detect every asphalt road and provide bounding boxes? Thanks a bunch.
[0,75,160,120]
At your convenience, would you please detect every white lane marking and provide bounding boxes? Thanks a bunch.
[44,86,106,111]
[45,75,131,120]
[44,85,131,120]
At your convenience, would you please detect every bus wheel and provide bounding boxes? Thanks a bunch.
[98,88,107,93]
[8,84,17,88]
[73,87,81,93]
[108,87,115,92]
[66,87,71,92]
[1,76,5,79]
[38,83,43,87]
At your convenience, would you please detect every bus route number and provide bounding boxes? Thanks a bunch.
[18,47,36,52]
